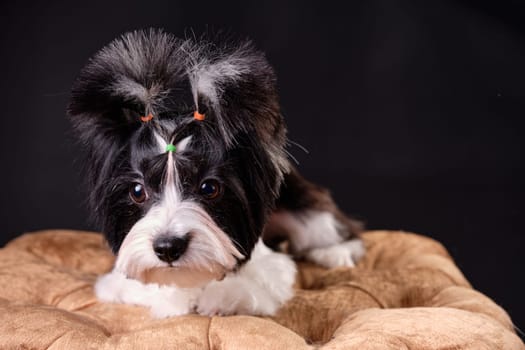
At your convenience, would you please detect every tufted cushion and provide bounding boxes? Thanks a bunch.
[0,230,522,349]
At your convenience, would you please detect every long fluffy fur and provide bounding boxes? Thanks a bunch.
[69,29,289,256]
[69,29,363,318]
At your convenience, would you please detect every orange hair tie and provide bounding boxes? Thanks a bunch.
[140,113,154,122]
[194,110,205,121]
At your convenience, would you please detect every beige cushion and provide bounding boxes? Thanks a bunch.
[0,230,522,349]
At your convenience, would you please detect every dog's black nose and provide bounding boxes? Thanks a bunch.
[153,235,190,263]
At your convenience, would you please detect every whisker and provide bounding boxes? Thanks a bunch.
[288,139,309,154]
[284,149,299,165]
[514,323,525,337]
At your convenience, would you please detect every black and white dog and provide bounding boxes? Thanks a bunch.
[68,29,364,317]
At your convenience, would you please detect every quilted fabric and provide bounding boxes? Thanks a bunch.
[0,229,522,349]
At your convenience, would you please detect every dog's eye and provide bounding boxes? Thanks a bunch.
[199,179,221,199]
[130,183,147,203]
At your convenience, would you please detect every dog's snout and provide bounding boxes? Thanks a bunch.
[153,235,190,263]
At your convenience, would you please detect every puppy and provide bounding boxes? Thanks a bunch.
[68,29,364,317]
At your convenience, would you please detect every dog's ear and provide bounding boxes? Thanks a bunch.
[68,29,185,146]
[187,41,290,187]
[186,41,282,144]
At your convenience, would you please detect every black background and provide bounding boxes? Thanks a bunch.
[0,0,523,337]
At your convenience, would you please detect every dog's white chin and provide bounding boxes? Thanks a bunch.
[137,265,227,288]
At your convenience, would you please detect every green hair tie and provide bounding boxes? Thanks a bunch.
[166,144,176,153]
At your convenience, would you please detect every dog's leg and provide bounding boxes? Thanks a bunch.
[95,270,199,318]
[265,167,365,268]
[196,239,296,316]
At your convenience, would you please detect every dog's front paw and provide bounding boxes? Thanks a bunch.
[196,278,252,316]
[196,241,296,317]
[196,281,291,317]
[196,276,287,317]
[95,269,195,318]
[147,286,197,318]
[196,286,283,317]
[305,239,365,268]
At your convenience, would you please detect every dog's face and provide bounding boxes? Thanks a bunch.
[68,29,289,287]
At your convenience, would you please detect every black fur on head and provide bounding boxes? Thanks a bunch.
[68,29,289,282]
